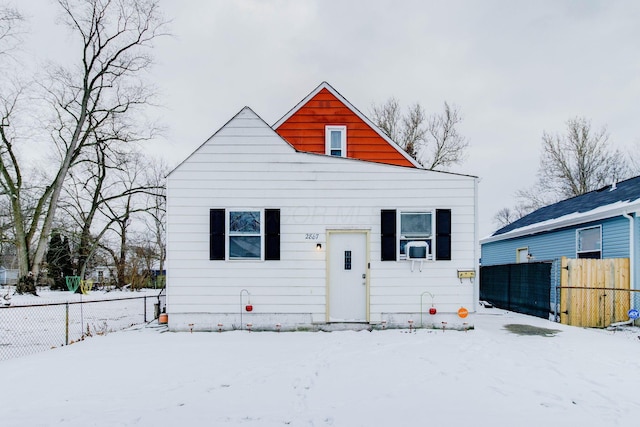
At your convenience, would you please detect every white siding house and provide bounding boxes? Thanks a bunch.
[166,107,478,331]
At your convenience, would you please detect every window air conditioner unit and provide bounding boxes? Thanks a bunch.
[405,241,431,271]
[406,241,430,260]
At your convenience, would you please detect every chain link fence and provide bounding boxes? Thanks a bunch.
[0,292,165,361]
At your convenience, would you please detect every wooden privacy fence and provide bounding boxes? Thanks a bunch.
[559,257,630,327]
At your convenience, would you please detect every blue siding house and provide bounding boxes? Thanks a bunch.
[481,176,640,316]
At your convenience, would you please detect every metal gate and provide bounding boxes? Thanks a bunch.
[480,262,552,319]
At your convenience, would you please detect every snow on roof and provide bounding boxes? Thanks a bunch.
[481,175,640,244]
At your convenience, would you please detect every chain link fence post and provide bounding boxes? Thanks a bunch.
[65,302,69,346]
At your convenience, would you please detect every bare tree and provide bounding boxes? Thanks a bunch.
[370,99,468,170]
[371,98,401,145]
[494,117,632,230]
[423,102,469,170]
[93,153,162,289]
[0,6,23,59]
[512,187,557,218]
[60,143,163,285]
[371,98,421,159]
[142,157,167,286]
[627,141,640,176]
[537,117,629,199]
[0,0,166,293]
[493,207,520,229]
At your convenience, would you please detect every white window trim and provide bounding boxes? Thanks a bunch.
[227,209,265,261]
[576,225,602,258]
[397,210,435,261]
[325,125,347,157]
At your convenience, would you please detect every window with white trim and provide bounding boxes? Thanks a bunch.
[576,225,601,259]
[325,125,346,157]
[228,210,262,259]
[399,211,433,260]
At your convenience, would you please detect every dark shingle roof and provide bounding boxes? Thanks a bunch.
[493,175,640,236]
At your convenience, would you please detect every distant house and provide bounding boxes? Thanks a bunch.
[480,176,640,319]
[0,266,19,286]
[88,266,113,286]
[165,82,479,332]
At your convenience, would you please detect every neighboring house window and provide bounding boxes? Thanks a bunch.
[516,247,529,263]
[325,125,346,157]
[576,226,602,259]
[399,211,433,260]
[210,209,280,261]
[381,209,451,261]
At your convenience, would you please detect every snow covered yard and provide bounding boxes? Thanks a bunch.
[3,308,639,427]
[0,288,162,360]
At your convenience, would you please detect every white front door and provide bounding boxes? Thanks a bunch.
[328,231,368,322]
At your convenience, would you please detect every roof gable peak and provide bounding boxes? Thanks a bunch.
[273,82,422,168]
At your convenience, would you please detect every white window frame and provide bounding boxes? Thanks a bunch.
[516,247,529,263]
[227,209,264,261]
[398,210,434,261]
[576,225,602,259]
[325,125,347,157]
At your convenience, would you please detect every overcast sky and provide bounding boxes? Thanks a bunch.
[19,0,640,238]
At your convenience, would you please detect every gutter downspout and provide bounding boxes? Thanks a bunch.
[623,212,635,310]
[474,177,480,312]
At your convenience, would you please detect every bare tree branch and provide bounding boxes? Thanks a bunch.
[0,0,167,293]
[493,116,633,233]
[0,6,23,59]
[371,98,468,170]
[493,207,519,229]
[537,117,629,199]
[423,102,469,170]
[370,98,403,146]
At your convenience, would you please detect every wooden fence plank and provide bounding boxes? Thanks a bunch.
[560,258,630,327]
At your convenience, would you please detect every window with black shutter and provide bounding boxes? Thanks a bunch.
[209,209,225,260]
[211,208,281,261]
[381,209,397,261]
[384,208,451,262]
[435,209,452,261]
[265,209,281,260]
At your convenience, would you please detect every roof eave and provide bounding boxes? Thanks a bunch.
[480,202,640,245]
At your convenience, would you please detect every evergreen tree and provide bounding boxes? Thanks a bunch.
[62,236,73,280]
[47,231,67,291]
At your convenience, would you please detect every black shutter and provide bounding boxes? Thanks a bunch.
[209,209,225,260]
[436,209,451,261]
[265,209,280,260]
[381,209,397,261]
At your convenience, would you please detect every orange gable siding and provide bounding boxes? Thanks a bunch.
[275,89,415,167]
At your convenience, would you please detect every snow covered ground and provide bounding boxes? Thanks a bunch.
[0,288,162,361]
[3,307,639,427]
